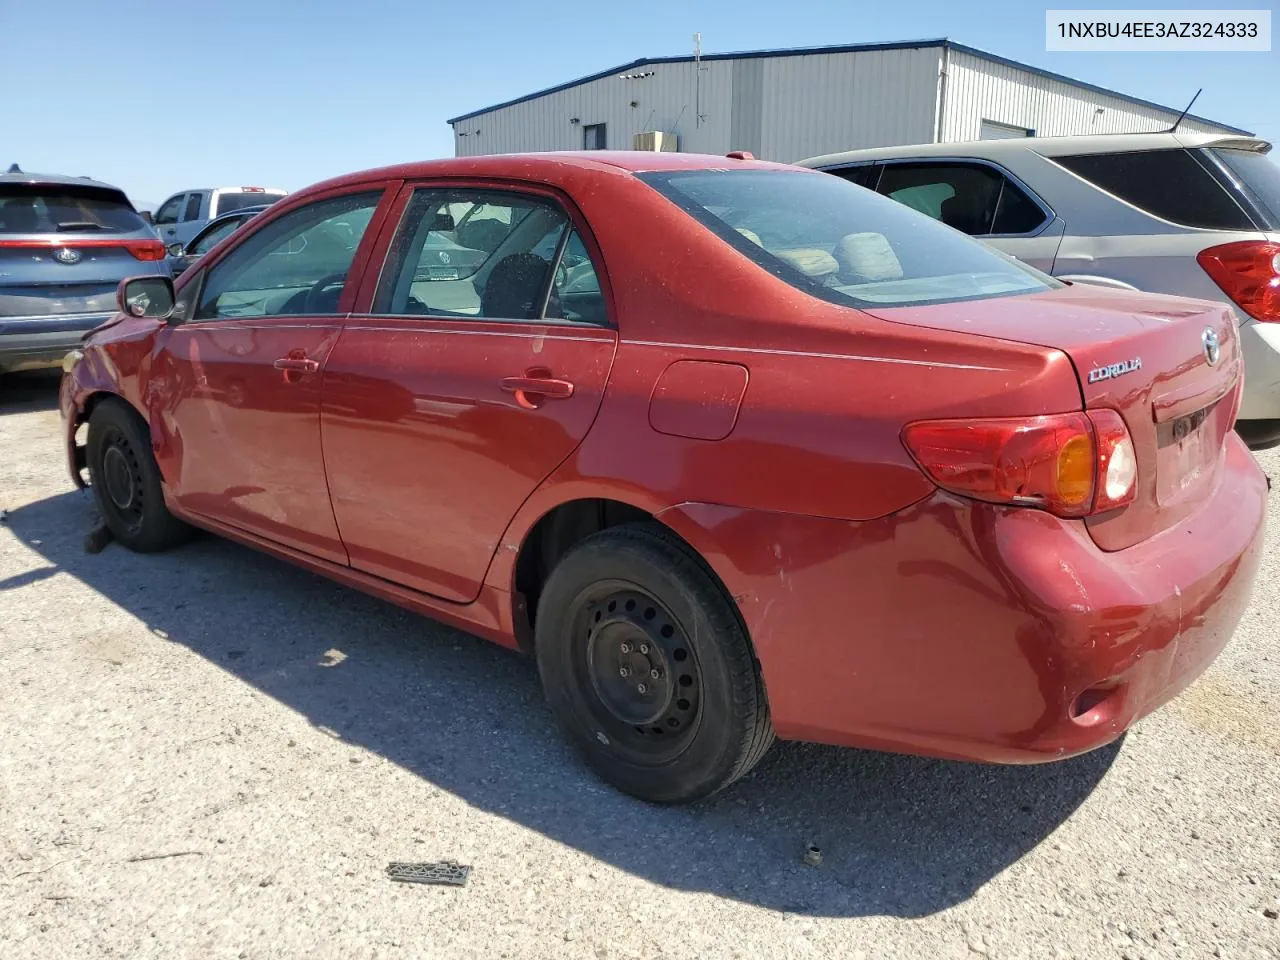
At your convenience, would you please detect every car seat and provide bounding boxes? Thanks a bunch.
[480,253,557,319]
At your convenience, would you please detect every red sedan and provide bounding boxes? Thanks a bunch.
[61,152,1267,803]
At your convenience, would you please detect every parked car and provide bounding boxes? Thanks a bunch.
[148,186,286,249]
[61,152,1266,803]
[798,133,1280,449]
[165,204,270,276]
[0,167,167,375]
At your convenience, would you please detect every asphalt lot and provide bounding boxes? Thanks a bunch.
[1,369,1278,960]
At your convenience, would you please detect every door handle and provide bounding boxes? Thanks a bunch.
[501,369,574,409]
[273,357,320,373]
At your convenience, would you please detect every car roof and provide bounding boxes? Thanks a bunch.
[0,170,128,192]
[300,151,803,195]
[799,132,1273,168]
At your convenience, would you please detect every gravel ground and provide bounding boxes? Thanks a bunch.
[2,369,1279,960]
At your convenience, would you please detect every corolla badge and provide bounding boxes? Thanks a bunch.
[1087,358,1142,384]
[1202,327,1221,366]
[54,247,81,264]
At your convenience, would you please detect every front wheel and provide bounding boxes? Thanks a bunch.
[86,398,192,552]
[535,523,774,803]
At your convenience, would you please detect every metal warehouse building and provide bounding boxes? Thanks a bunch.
[448,38,1248,161]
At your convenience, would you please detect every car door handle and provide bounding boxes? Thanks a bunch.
[501,371,574,409]
[273,357,320,373]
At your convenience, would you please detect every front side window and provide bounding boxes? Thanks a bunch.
[193,191,381,320]
[875,162,1046,236]
[640,169,1058,309]
[153,194,184,226]
[376,189,601,322]
[1054,149,1253,230]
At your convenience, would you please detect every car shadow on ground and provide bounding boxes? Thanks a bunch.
[0,370,62,414]
[5,487,1120,918]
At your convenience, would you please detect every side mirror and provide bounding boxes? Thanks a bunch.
[139,210,154,224]
[116,276,176,320]
[166,242,184,257]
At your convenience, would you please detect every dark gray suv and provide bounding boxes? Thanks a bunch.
[1,166,168,374]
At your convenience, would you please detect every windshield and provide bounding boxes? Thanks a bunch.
[215,191,284,215]
[639,169,1058,308]
[0,184,147,234]
[1210,148,1280,228]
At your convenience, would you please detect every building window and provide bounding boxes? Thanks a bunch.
[583,123,607,150]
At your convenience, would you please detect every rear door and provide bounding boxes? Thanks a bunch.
[321,182,617,602]
[874,160,1065,272]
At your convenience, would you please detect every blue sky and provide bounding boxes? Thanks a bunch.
[2,0,1275,208]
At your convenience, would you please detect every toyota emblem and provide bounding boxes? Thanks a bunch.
[1202,327,1221,367]
[54,247,81,265]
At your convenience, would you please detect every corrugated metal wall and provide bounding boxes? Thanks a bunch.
[939,50,1233,141]
[451,60,734,157]
[758,48,941,161]
[452,46,1242,159]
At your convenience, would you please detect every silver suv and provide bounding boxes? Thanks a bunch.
[799,133,1280,449]
[1,167,169,374]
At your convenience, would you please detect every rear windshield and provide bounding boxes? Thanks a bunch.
[215,191,284,215]
[0,183,147,234]
[638,169,1057,308]
[1209,148,1280,228]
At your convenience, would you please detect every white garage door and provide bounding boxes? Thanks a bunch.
[979,120,1033,140]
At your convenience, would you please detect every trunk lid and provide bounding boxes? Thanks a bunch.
[867,285,1241,550]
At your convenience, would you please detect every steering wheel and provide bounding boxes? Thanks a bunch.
[304,272,348,313]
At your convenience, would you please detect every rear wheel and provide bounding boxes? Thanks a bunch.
[86,398,191,552]
[535,523,773,803]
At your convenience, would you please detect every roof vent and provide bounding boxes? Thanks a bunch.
[6,163,22,174]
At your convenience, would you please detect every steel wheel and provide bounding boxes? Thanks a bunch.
[96,424,147,535]
[573,583,703,762]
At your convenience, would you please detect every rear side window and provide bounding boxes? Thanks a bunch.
[1054,149,1253,230]
[873,162,1047,236]
[182,193,203,220]
[0,184,147,234]
[216,191,285,215]
[641,169,1057,309]
[1209,148,1280,228]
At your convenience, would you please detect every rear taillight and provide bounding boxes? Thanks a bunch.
[121,238,166,261]
[902,410,1137,518]
[0,238,166,261]
[1197,240,1280,321]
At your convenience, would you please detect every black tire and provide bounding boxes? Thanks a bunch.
[86,398,192,552]
[534,522,774,803]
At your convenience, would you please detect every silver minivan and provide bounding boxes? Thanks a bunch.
[800,133,1280,449]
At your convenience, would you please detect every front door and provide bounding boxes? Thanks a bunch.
[153,188,388,562]
[321,185,617,602]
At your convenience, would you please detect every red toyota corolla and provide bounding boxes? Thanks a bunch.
[60,152,1267,803]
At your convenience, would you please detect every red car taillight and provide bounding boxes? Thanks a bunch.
[0,238,166,261]
[902,410,1137,518]
[1197,240,1280,322]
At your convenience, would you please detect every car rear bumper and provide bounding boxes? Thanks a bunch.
[1237,319,1280,424]
[659,433,1267,763]
[0,313,113,372]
